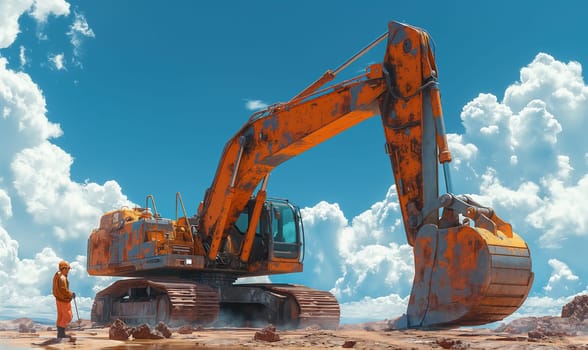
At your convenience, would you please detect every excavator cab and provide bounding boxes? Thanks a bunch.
[231,198,303,270]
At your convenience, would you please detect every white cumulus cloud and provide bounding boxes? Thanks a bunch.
[11,142,133,240]
[297,187,414,321]
[543,258,580,295]
[0,5,133,320]
[0,189,12,221]
[340,294,409,322]
[19,46,27,69]
[49,53,66,70]
[245,99,269,111]
[452,53,588,248]
[0,57,63,160]
[67,12,95,58]
[0,0,34,48]
[0,0,70,48]
[29,0,70,23]
[504,53,588,115]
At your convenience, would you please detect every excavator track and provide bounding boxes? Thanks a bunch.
[265,284,341,329]
[160,281,220,324]
[220,284,340,329]
[91,279,219,326]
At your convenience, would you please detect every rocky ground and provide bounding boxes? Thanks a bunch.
[2,322,588,350]
[2,295,588,349]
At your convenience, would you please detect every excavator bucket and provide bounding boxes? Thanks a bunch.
[406,208,534,328]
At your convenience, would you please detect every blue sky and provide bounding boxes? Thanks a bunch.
[0,0,587,324]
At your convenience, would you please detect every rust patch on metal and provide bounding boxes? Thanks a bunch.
[92,279,219,326]
[268,285,340,329]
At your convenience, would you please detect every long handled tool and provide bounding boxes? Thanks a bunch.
[73,295,82,329]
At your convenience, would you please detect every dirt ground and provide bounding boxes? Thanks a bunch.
[2,323,588,350]
[6,292,588,349]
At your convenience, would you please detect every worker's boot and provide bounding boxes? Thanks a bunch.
[57,327,66,338]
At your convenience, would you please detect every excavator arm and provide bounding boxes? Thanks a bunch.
[199,63,386,261]
[197,21,533,328]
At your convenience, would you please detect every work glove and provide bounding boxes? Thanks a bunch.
[72,292,76,299]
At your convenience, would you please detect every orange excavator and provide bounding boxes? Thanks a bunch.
[87,21,533,329]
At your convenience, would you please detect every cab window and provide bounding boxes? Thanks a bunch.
[235,210,263,234]
[272,206,296,243]
[271,202,300,259]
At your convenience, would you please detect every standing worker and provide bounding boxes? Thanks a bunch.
[52,260,76,339]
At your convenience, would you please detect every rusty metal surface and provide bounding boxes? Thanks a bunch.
[264,284,341,329]
[165,282,219,324]
[92,279,219,326]
[87,207,205,277]
[86,21,534,330]
[407,225,533,328]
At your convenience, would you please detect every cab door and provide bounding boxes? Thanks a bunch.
[269,200,302,260]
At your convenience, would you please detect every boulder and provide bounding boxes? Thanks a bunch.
[131,324,164,339]
[562,295,588,321]
[495,315,588,337]
[18,320,35,333]
[254,324,280,342]
[342,340,357,348]
[155,321,172,338]
[109,319,130,340]
[436,338,467,349]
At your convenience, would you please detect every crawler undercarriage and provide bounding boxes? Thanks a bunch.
[91,277,340,329]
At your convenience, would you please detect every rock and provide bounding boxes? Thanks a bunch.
[527,330,544,340]
[155,321,172,338]
[562,295,588,321]
[108,319,130,340]
[436,338,467,349]
[177,325,193,334]
[18,325,32,333]
[495,315,586,337]
[0,318,38,332]
[131,324,164,339]
[17,318,34,333]
[386,314,408,330]
[69,318,92,330]
[342,340,357,348]
[528,326,572,340]
[254,324,280,342]
[495,317,540,334]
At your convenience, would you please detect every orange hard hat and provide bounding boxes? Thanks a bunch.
[58,260,70,270]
